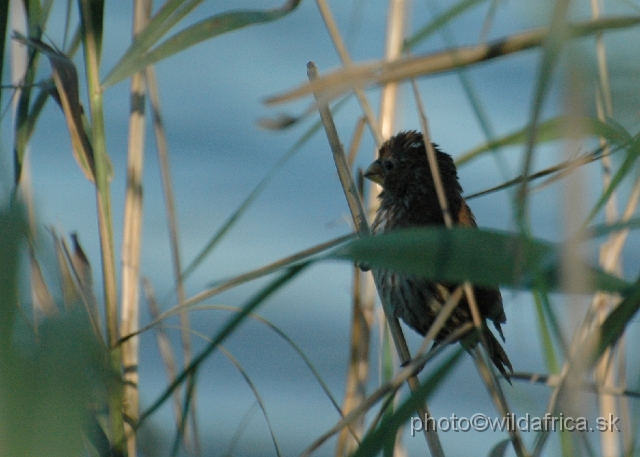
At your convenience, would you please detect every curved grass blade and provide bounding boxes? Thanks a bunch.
[136,262,309,429]
[457,116,632,166]
[102,0,222,89]
[158,304,350,452]
[13,33,98,182]
[103,0,301,88]
[202,304,346,423]
[585,135,640,225]
[214,346,283,457]
[332,227,630,294]
[224,402,259,457]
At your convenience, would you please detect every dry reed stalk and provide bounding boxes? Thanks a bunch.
[411,77,528,457]
[590,2,629,456]
[120,1,151,455]
[120,235,354,344]
[336,151,370,457]
[143,278,185,440]
[312,3,383,455]
[266,17,640,107]
[146,65,200,453]
[315,0,384,146]
[300,324,472,457]
[377,4,445,456]
[308,58,445,457]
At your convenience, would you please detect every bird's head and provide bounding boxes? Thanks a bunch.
[364,131,461,200]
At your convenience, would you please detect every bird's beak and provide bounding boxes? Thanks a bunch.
[364,160,384,185]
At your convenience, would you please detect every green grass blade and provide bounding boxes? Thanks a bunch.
[457,116,632,166]
[594,277,640,363]
[0,205,25,348]
[332,227,630,294]
[586,217,640,239]
[533,290,561,373]
[180,99,343,282]
[404,0,486,50]
[102,0,205,89]
[214,346,283,457]
[516,0,571,229]
[585,136,640,225]
[351,348,464,457]
[103,0,301,88]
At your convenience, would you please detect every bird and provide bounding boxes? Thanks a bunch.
[363,130,512,380]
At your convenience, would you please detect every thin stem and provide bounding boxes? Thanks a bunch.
[120,0,151,455]
[78,0,125,453]
[308,60,445,457]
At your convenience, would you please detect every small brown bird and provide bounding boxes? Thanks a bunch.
[364,131,512,379]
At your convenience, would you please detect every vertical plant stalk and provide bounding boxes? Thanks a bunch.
[77,0,125,452]
[411,78,528,457]
[146,66,200,453]
[142,278,185,437]
[308,61,444,457]
[120,0,151,455]
[10,2,39,237]
[312,4,383,455]
[371,7,406,418]
[559,75,595,456]
[336,173,370,457]
[589,1,628,456]
[516,0,571,230]
[314,0,384,146]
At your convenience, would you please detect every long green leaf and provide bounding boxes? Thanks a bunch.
[103,0,301,88]
[457,116,632,165]
[102,0,208,89]
[332,228,630,294]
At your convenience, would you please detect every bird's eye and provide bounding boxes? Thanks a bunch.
[382,160,394,171]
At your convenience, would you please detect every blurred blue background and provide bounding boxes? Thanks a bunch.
[3,1,640,456]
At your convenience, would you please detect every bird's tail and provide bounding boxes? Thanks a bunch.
[485,329,513,383]
[462,327,513,384]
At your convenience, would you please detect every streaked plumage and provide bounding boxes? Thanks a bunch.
[365,131,512,379]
